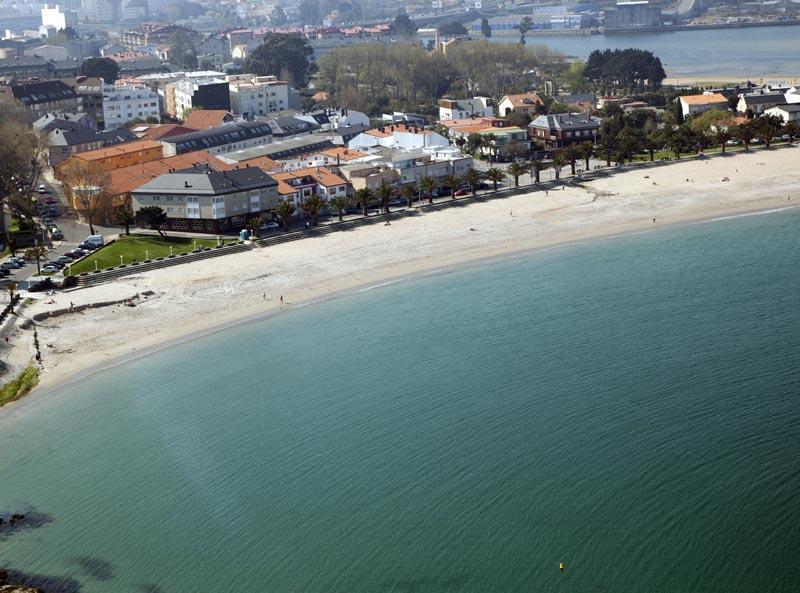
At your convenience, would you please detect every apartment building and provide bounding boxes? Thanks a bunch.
[227,74,290,118]
[102,82,160,129]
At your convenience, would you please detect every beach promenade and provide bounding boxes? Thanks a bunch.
[2,146,799,399]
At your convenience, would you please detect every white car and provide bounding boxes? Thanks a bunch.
[37,184,47,194]
[41,265,60,274]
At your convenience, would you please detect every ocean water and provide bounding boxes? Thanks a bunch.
[502,25,800,78]
[1,209,800,593]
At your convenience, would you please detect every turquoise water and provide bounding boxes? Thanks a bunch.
[2,209,800,592]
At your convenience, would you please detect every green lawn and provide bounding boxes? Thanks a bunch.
[0,365,39,407]
[69,234,221,275]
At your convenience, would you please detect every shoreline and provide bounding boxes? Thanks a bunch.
[664,73,800,85]
[2,148,800,415]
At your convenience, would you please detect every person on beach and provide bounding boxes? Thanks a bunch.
[280,295,284,304]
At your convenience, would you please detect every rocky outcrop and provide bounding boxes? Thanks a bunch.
[0,569,44,593]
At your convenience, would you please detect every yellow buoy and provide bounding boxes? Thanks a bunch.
[559,562,565,572]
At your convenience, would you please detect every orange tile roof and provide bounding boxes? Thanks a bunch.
[276,181,297,196]
[236,155,283,173]
[137,124,197,141]
[680,93,728,105]
[183,109,233,130]
[273,166,347,188]
[73,140,163,162]
[316,147,368,161]
[502,92,544,108]
[107,151,231,197]
[365,128,392,138]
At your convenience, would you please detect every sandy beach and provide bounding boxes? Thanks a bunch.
[2,147,799,399]
[664,74,800,86]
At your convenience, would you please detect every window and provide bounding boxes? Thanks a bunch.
[211,196,225,219]
[186,196,200,219]
[250,190,261,212]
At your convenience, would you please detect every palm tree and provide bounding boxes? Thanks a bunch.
[355,187,373,216]
[578,142,594,171]
[462,167,482,196]
[563,145,579,175]
[715,129,732,154]
[377,181,394,214]
[274,199,295,231]
[302,195,325,225]
[506,161,527,187]
[643,131,661,161]
[328,195,349,221]
[25,245,47,275]
[529,159,545,184]
[6,281,17,303]
[418,176,436,204]
[442,173,461,197]
[115,207,135,235]
[249,215,262,237]
[401,183,417,208]
[734,122,754,151]
[551,152,566,180]
[752,114,783,148]
[482,133,497,161]
[483,167,505,191]
[784,121,799,144]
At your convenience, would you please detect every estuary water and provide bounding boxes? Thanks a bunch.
[515,25,800,79]
[1,209,800,593]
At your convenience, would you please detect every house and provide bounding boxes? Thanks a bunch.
[70,76,104,128]
[737,92,787,115]
[555,93,597,111]
[183,109,236,130]
[438,97,494,121]
[131,165,279,233]
[272,167,350,204]
[312,147,370,166]
[497,92,545,117]
[763,104,800,124]
[160,121,274,156]
[529,113,601,150]
[46,126,137,167]
[0,56,54,79]
[34,112,96,134]
[219,136,336,163]
[267,115,320,138]
[348,124,449,152]
[447,117,532,160]
[8,80,80,119]
[55,140,164,178]
[381,111,426,126]
[166,77,230,118]
[130,124,198,141]
[678,93,729,118]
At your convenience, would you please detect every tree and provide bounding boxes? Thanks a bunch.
[355,187,373,216]
[734,122,754,151]
[551,152,566,180]
[301,195,325,225]
[274,199,296,230]
[438,21,468,38]
[751,114,783,148]
[79,57,119,84]
[584,48,666,90]
[578,141,594,171]
[598,119,619,166]
[484,167,505,191]
[249,215,263,237]
[24,245,47,275]
[329,195,350,221]
[60,159,110,235]
[401,183,416,208]
[506,161,526,187]
[529,159,545,184]
[715,129,732,154]
[563,145,580,175]
[115,207,135,235]
[419,176,436,204]
[6,281,17,303]
[135,206,168,236]
[480,18,492,39]
[245,33,316,88]
[784,121,799,144]
[615,129,641,164]
[391,11,417,37]
[462,168,481,196]
[270,5,288,26]
[377,182,394,214]
[466,133,483,156]
[515,16,533,45]
[643,130,661,161]
[442,173,461,197]
[168,31,198,70]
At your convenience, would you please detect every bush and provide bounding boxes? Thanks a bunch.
[0,365,40,407]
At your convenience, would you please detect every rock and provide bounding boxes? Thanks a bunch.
[0,587,46,593]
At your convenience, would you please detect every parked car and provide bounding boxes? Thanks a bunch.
[453,188,469,197]
[9,256,26,265]
[79,242,98,250]
[68,248,89,258]
[44,196,56,204]
[41,265,60,274]
[49,227,64,240]
[56,256,74,265]
[37,184,47,194]
[47,207,60,217]
[261,221,280,231]
[1,262,19,271]
[0,268,10,277]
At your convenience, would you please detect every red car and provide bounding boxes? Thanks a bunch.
[454,188,470,197]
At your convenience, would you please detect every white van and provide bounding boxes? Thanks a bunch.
[84,234,104,247]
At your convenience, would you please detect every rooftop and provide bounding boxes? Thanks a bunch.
[133,165,277,196]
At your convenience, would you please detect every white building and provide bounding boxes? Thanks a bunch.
[348,125,450,152]
[678,92,728,118]
[438,97,494,121]
[168,77,230,119]
[763,104,800,124]
[102,82,160,129]
[24,44,68,62]
[41,4,70,30]
[227,74,290,118]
